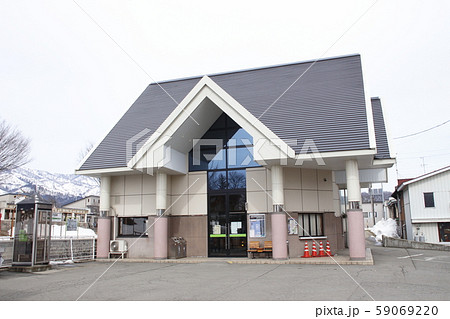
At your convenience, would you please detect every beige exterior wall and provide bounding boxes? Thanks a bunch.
[108,167,343,258]
[246,167,344,257]
[169,171,207,216]
[246,167,334,213]
[110,174,165,217]
[109,171,208,258]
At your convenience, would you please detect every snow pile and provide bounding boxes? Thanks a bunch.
[51,225,97,239]
[370,218,399,242]
[49,260,74,265]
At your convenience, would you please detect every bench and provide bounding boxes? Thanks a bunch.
[263,241,273,258]
[247,241,272,258]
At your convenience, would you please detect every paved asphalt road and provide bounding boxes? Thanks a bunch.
[1,243,450,301]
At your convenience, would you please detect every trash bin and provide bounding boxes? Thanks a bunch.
[169,237,186,259]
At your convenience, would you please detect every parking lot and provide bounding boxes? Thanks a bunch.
[1,243,450,301]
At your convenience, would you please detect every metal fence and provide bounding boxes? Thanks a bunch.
[0,238,96,267]
[0,240,13,267]
[50,238,97,262]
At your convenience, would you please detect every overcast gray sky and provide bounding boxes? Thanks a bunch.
[1,0,449,191]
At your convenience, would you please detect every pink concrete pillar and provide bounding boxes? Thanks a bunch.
[154,216,168,259]
[347,210,366,259]
[154,171,168,259]
[271,165,288,259]
[271,212,288,259]
[96,217,111,258]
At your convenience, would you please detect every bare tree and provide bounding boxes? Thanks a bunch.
[0,119,31,174]
[78,141,94,164]
[78,141,100,186]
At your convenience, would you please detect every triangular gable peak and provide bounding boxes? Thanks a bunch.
[128,75,295,174]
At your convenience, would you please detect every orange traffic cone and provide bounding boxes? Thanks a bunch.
[302,241,311,258]
[318,241,326,257]
[311,241,318,257]
[326,240,333,256]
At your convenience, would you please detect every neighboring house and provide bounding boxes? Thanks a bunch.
[362,202,385,228]
[52,206,89,223]
[63,195,100,214]
[361,189,386,228]
[393,166,450,243]
[59,195,100,229]
[76,54,395,260]
[0,193,26,236]
[0,193,23,220]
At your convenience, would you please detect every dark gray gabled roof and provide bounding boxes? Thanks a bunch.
[17,194,52,205]
[371,97,391,159]
[80,54,376,171]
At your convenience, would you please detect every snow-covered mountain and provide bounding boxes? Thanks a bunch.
[0,167,99,206]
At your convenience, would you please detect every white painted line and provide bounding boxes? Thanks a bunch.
[412,258,450,264]
[398,254,423,259]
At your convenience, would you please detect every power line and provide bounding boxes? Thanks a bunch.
[393,119,450,140]
[397,152,450,160]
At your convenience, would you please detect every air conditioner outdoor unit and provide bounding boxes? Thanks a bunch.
[110,240,128,253]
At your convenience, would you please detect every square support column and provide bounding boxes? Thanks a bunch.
[271,166,288,260]
[154,172,168,259]
[97,176,111,258]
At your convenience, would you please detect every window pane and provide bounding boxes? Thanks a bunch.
[209,113,227,130]
[201,129,226,145]
[205,148,226,170]
[226,116,239,128]
[209,195,226,213]
[298,214,323,237]
[134,218,147,236]
[208,171,227,190]
[229,194,246,212]
[189,147,226,171]
[303,214,310,237]
[310,214,317,236]
[227,128,253,146]
[316,214,322,236]
[424,192,435,208]
[119,217,148,237]
[227,170,246,189]
[228,147,259,169]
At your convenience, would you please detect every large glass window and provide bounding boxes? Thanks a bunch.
[118,217,148,237]
[298,213,324,237]
[189,113,260,173]
[194,114,259,257]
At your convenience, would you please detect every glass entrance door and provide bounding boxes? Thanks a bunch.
[209,193,247,257]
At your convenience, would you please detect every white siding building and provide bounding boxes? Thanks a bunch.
[397,166,450,243]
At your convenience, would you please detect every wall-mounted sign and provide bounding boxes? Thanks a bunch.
[52,212,62,222]
[288,218,298,235]
[249,214,265,238]
[66,219,77,231]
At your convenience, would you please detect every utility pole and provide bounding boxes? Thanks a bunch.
[420,157,427,174]
[370,187,375,226]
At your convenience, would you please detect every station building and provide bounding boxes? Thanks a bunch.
[76,54,395,259]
